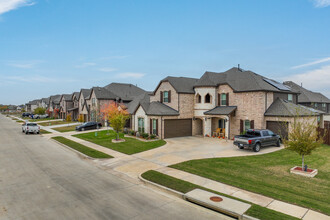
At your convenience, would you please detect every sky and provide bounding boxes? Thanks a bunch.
[0,0,330,105]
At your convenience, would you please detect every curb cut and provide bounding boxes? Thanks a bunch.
[138,172,259,220]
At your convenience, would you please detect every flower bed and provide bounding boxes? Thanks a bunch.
[290,166,318,178]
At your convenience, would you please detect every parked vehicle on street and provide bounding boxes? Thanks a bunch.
[22,112,32,117]
[22,122,40,134]
[233,129,281,152]
[32,114,49,119]
[75,122,102,131]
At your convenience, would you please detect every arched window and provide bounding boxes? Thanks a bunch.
[196,94,201,103]
[205,93,211,103]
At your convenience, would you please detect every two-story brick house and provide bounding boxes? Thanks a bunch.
[67,92,80,121]
[130,67,324,139]
[78,89,92,122]
[59,94,74,119]
[47,95,61,118]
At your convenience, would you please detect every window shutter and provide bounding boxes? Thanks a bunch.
[168,90,171,103]
[251,120,254,129]
[240,120,243,134]
[218,94,220,106]
[226,93,229,106]
[156,119,158,135]
[160,92,163,103]
[150,119,152,134]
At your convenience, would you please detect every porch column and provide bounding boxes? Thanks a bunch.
[204,117,212,136]
[225,116,230,139]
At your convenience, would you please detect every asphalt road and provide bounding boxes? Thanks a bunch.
[0,115,231,220]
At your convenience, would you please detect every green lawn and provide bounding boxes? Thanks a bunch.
[29,118,57,122]
[73,130,166,155]
[16,120,24,123]
[52,136,112,158]
[53,125,77,132]
[170,145,330,215]
[38,121,76,126]
[142,170,298,220]
[40,129,51,134]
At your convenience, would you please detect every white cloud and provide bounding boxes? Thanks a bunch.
[291,57,330,69]
[4,75,78,83]
[98,67,117,72]
[312,0,330,7]
[0,0,35,15]
[75,62,96,68]
[284,65,330,98]
[6,60,43,69]
[115,72,145,79]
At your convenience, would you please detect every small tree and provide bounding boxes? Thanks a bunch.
[283,115,323,170]
[66,114,72,122]
[78,114,84,122]
[34,107,46,115]
[101,102,129,140]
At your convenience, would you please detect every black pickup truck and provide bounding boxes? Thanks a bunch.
[233,129,281,152]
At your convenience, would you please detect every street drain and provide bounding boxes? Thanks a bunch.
[210,196,223,202]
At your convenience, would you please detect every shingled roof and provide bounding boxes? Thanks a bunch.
[156,76,199,94]
[104,83,146,101]
[91,87,117,100]
[283,81,330,103]
[62,94,73,101]
[195,67,297,93]
[79,89,92,100]
[265,98,323,117]
[204,106,237,115]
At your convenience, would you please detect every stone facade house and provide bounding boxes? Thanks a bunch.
[78,89,92,122]
[47,95,61,118]
[130,67,325,139]
[68,92,80,121]
[59,94,74,120]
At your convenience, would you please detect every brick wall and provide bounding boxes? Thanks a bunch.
[150,82,179,111]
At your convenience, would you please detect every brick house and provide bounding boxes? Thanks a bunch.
[59,94,74,120]
[130,67,325,139]
[47,95,61,118]
[67,92,80,121]
[78,89,92,122]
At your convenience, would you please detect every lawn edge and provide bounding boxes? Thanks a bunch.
[51,137,113,159]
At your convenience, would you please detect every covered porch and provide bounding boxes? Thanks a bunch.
[203,106,237,139]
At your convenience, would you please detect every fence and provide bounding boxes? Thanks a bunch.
[318,121,330,145]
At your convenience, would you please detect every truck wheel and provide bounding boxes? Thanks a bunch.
[81,128,85,131]
[253,143,261,152]
[276,140,281,147]
[25,131,28,135]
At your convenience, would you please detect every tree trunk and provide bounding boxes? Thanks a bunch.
[117,131,119,140]
[302,155,304,170]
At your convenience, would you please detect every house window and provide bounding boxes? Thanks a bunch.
[152,119,157,135]
[322,103,326,108]
[138,118,145,133]
[92,98,96,107]
[163,91,169,103]
[205,94,211,103]
[244,120,251,131]
[221,93,227,106]
[288,94,293,102]
[81,101,83,108]
[196,94,201,103]
[315,103,318,108]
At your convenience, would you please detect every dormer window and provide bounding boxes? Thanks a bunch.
[196,94,201,103]
[205,94,211,103]
[288,94,293,102]
[161,90,171,103]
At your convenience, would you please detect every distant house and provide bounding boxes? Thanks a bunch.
[78,88,92,122]
[47,95,61,118]
[283,81,330,115]
[59,94,74,120]
[25,99,39,113]
[68,92,80,121]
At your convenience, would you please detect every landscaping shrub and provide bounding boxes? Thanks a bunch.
[150,134,156,139]
[141,133,149,139]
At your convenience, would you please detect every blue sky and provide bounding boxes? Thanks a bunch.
[1,0,330,105]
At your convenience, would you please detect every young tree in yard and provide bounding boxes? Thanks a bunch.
[283,116,323,170]
[66,114,72,122]
[100,102,129,140]
[34,107,46,115]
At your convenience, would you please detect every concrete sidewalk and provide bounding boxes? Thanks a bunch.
[155,167,329,220]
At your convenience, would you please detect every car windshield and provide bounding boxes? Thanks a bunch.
[27,123,38,126]
[82,122,89,126]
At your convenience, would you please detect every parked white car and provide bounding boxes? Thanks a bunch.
[22,122,40,134]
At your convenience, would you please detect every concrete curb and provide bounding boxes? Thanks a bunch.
[138,174,184,199]
[138,172,259,220]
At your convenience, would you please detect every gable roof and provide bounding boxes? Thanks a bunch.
[62,94,73,101]
[155,76,199,94]
[127,92,151,114]
[79,89,92,100]
[49,95,61,105]
[91,87,117,100]
[72,92,80,100]
[195,67,297,93]
[264,98,323,117]
[283,81,330,103]
[104,83,146,101]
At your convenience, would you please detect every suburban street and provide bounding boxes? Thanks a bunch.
[0,115,231,220]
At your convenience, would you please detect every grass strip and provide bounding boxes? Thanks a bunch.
[52,136,113,158]
[142,170,299,220]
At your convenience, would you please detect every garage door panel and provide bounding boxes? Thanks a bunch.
[266,121,288,140]
[164,119,192,139]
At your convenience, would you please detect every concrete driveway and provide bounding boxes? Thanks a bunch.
[100,136,283,179]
